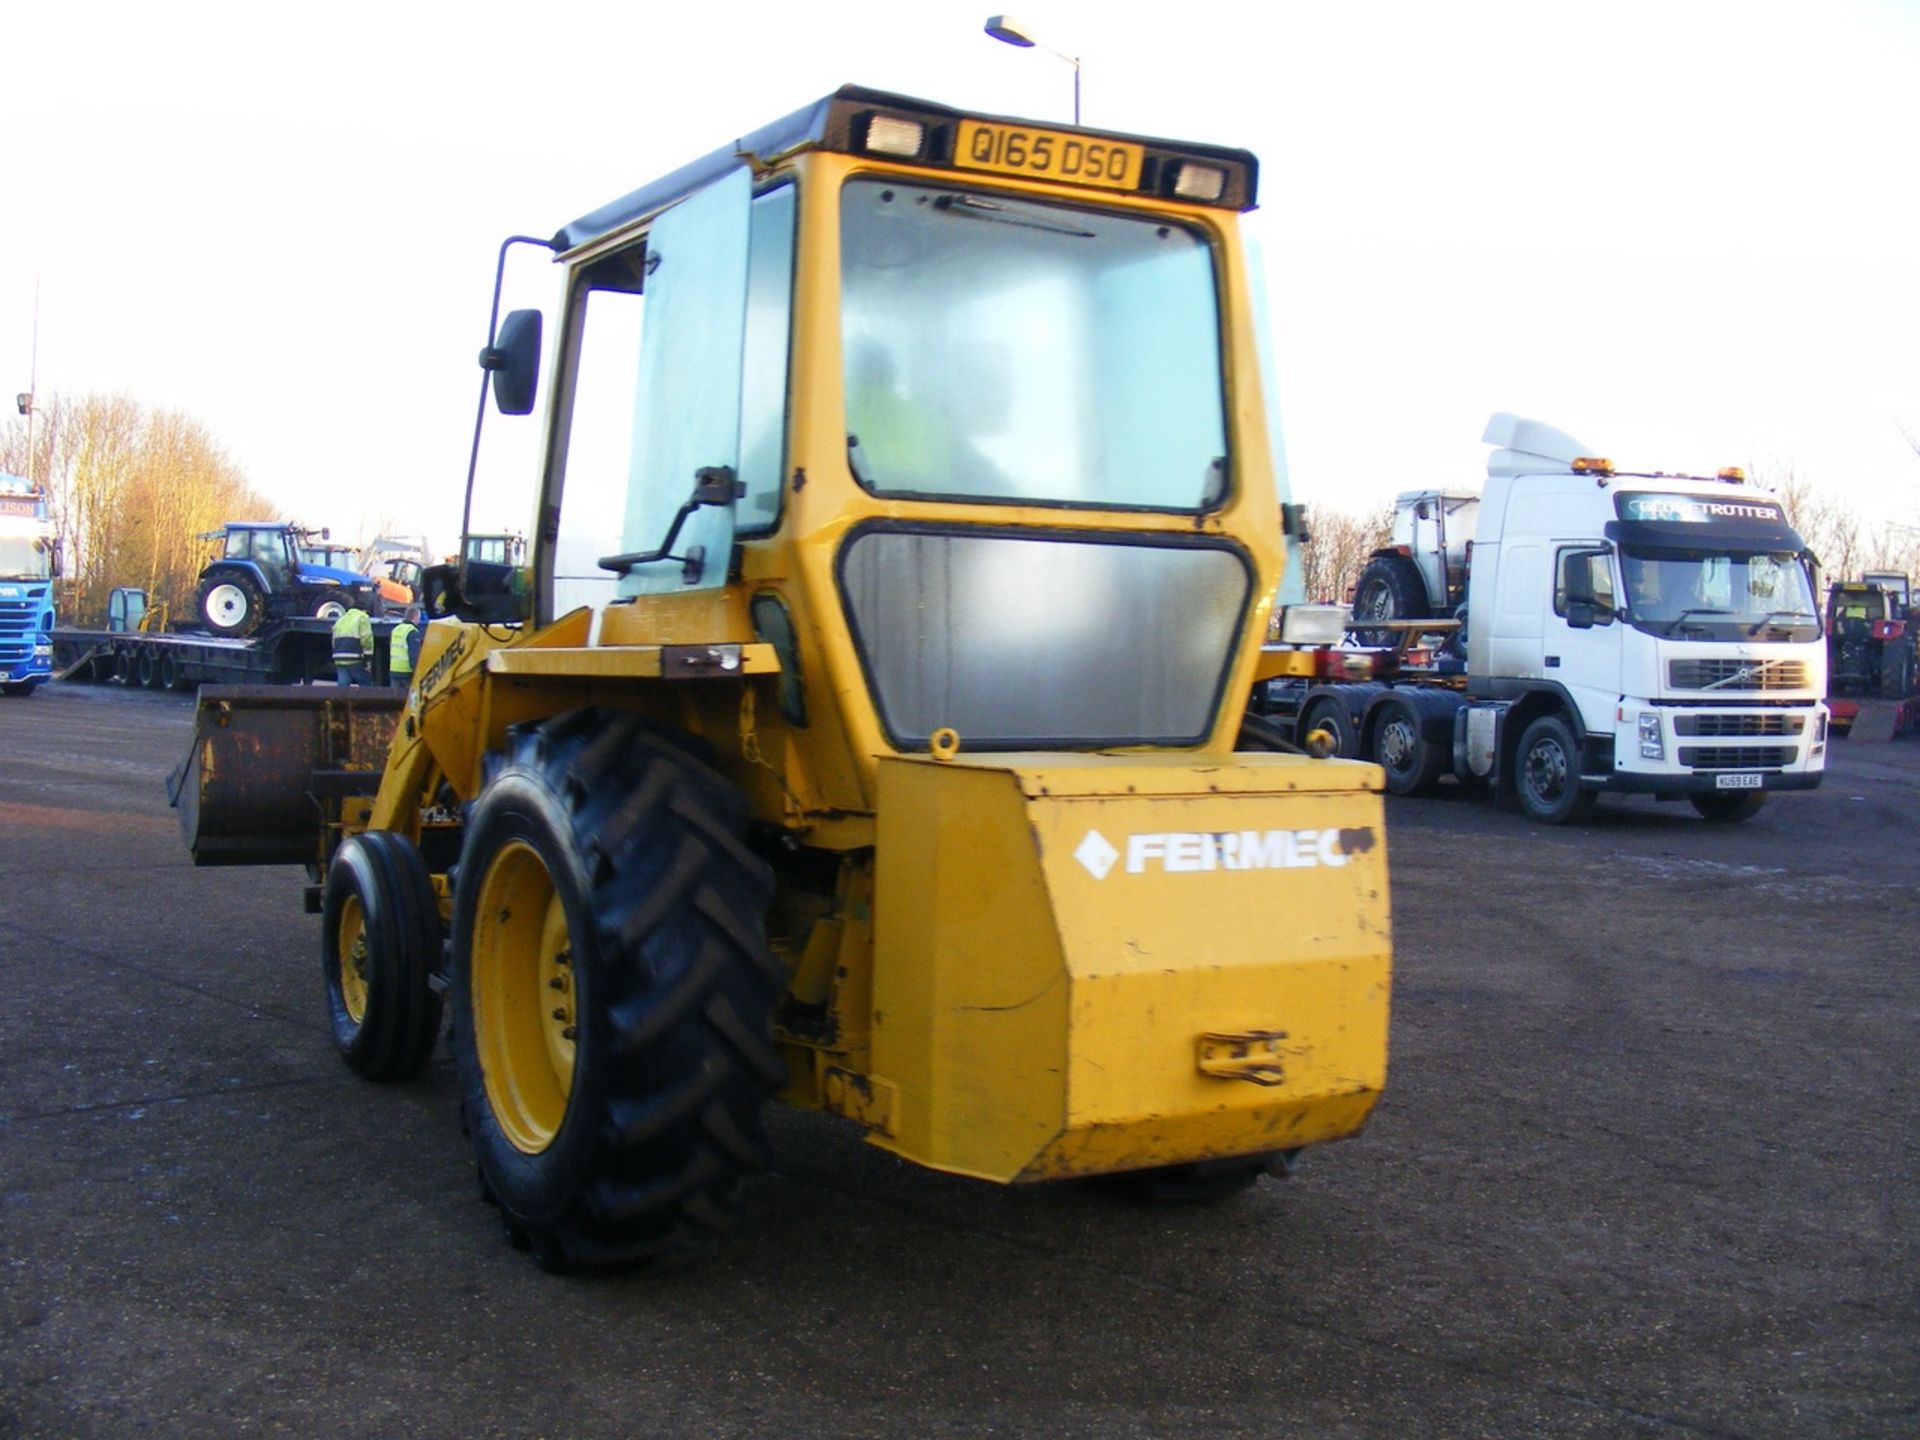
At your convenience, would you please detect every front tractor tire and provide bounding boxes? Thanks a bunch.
[322,831,445,1081]
[199,574,266,637]
[1513,714,1598,825]
[450,710,783,1271]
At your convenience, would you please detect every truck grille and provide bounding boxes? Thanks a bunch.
[1668,659,1809,690]
[0,596,35,661]
[1676,745,1798,769]
[1672,714,1805,737]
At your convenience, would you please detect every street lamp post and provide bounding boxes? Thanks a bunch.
[984,14,1081,126]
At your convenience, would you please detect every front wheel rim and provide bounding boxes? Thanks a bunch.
[471,839,577,1155]
[1524,738,1570,805]
[337,893,369,1024]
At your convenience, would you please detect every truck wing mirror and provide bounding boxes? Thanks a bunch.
[482,309,544,416]
[1565,600,1598,629]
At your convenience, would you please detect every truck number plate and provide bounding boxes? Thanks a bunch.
[1715,772,1764,790]
[953,120,1144,191]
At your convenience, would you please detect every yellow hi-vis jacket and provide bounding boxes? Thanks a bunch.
[390,621,419,675]
[330,607,374,665]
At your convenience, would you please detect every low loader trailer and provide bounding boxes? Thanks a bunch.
[171,87,1391,1270]
[54,613,405,691]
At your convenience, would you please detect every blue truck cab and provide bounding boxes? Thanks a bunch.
[0,473,59,696]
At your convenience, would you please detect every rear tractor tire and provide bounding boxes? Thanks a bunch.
[450,709,784,1271]
[199,574,266,637]
[322,831,445,1081]
[1349,553,1429,648]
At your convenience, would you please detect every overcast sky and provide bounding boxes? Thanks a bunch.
[3,0,1916,552]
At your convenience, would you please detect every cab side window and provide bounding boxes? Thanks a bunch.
[1554,547,1615,622]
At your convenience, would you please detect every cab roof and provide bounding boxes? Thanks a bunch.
[552,84,1259,254]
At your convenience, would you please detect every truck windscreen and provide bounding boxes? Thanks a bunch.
[1617,548,1819,640]
[0,533,48,581]
[839,179,1227,511]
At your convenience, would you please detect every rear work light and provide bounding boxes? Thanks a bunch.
[1571,456,1615,476]
[1171,162,1226,202]
[861,115,926,159]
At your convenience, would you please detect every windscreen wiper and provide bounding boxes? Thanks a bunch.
[931,194,1095,238]
[1746,610,1816,635]
[1662,607,1732,635]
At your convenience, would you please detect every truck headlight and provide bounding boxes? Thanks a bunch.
[1638,710,1664,760]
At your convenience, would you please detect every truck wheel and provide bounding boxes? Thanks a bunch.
[160,653,188,692]
[136,648,159,688]
[450,710,783,1271]
[322,831,445,1081]
[1514,715,1597,824]
[200,575,265,637]
[1690,792,1767,823]
[1372,698,1445,795]
[1350,554,1428,647]
[1298,698,1357,759]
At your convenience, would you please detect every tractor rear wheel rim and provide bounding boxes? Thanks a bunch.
[471,839,576,1156]
[207,584,248,624]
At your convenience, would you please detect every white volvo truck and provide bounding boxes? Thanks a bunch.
[1257,414,1829,823]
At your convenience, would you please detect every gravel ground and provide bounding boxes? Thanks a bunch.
[2,681,1914,1439]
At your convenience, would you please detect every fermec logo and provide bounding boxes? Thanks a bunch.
[1074,826,1375,879]
[418,630,470,697]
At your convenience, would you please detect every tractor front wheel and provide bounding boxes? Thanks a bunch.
[450,709,783,1271]
[322,831,444,1081]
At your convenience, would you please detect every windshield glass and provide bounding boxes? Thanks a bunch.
[0,533,48,580]
[839,179,1227,509]
[1619,549,1819,638]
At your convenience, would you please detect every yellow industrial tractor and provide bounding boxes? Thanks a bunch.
[175,87,1392,1270]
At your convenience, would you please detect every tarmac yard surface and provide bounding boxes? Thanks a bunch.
[2,683,1915,1439]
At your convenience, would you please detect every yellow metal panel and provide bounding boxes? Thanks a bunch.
[870,753,1390,1182]
[484,642,780,679]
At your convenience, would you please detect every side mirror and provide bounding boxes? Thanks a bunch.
[50,537,64,578]
[482,309,543,416]
[1565,600,1597,630]
[419,560,526,626]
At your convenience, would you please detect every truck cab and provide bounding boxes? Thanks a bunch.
[1464,415,1826,820]
[0,472,59,695]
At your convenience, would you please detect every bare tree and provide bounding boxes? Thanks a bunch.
[1290,503,1393,605]
[0,393,277,624]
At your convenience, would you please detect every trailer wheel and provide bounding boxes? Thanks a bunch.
[322,831,445,1081]
[114,648,136,684]
[200,575,266,637]
[1299,698,1357,759]
[1690,792,1767,823]
[1514,715,1597,824]
[450,709,782,1271]
[1372,698,1446,795]
[159,653,188,692]
[137,648,163,689]
[1350,553,1428,647]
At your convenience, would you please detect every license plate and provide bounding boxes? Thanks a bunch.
[953,120,1144,192]
[1715,772,1764,790]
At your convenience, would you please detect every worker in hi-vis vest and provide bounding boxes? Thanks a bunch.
[389,608,423,687]
[330,596,375,687]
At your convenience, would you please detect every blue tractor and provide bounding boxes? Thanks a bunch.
[195,523,382,637]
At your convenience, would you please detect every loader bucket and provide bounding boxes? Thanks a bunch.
[169,685,403,866]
